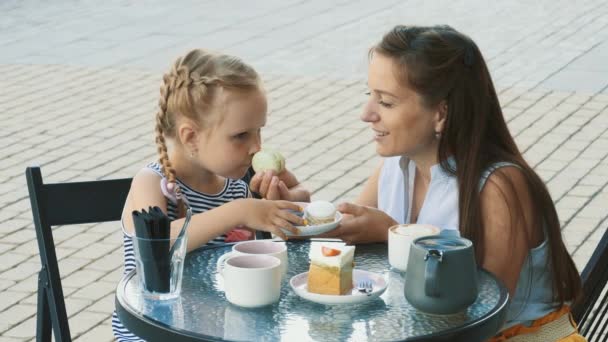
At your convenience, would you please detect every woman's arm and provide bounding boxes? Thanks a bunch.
[319,161,396,244]
[480,166,538,297]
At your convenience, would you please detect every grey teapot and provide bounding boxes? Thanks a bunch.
[404,231,478,315]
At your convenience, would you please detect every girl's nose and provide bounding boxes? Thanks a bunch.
[250,132,262,154]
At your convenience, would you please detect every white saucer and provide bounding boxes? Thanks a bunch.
[283,202,342,237]
[288,212,342,237]
[290,269,387,305]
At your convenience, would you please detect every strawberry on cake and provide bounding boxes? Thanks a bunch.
[307,242,355,295]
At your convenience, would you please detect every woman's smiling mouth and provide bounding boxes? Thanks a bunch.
[373,128,389,138]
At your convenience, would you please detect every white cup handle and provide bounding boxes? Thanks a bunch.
[216,252,235,276]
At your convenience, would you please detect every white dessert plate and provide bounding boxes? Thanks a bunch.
[289,212,342,237]
[283,202,342,237]
[290,269,388,305]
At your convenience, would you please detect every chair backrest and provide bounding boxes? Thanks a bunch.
[26,166,131,342]
[572,227,608,341]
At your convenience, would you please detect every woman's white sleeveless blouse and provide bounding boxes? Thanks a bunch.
[378,156,459,230]
[378,155,559,328]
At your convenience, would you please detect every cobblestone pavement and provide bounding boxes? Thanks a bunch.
[1,1,607,341]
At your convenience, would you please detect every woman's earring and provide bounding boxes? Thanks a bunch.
[435,131,441,139]
[190,150,196,158]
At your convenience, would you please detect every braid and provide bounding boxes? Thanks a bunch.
[173,68,221,95]
[152,49,260,218]
[155,73,186,217]
[173,65,191,89]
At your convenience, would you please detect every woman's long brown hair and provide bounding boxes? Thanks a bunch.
[374,25,581,304]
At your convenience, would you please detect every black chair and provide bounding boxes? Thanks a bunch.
[572,226,608,341]
[26,166,131,342]
[26,165,270,341]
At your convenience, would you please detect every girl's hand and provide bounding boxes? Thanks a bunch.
[250,170,290,200]
[318,202,397,244]
[250,170,310,202]
[241,199,305,240]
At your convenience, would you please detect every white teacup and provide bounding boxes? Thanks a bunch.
[217,240,288,278]
[388,224,440,272]
[219,254,282,308]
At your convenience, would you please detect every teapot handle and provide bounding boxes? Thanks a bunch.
[424,249,443,298]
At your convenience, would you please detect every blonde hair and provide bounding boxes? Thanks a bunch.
[155,49,260,215]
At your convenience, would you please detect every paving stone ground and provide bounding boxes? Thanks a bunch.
[1,1,607,341]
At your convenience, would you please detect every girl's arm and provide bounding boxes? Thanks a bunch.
[123,168,170,236]
[170,198,303,251]
[124,168,304,252]
[480,166,537,297]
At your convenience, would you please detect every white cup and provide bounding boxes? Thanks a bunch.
[219,254,282,308]
[388,224,440,272]
[217,240,288,278]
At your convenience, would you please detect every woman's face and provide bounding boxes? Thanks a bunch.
[362,53,442,158]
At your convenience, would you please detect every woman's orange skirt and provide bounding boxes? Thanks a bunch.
[488,306,587,341]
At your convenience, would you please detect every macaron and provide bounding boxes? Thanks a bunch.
[304,201,336,225]
[252,149,285,173]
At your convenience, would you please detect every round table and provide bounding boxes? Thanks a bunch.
[116,240,509,341]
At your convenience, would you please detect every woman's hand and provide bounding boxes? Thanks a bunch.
[240,198,305,240]
[250,169,310,202]
[319,202,397,244]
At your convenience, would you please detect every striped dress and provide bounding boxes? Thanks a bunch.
[112,162,249,341]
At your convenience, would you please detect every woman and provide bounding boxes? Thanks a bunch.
[325,25,584,341]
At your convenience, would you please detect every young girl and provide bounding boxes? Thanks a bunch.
[112,49,308,341]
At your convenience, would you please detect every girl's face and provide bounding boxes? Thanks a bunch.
[361,53,443,158]
[195,89,267,179]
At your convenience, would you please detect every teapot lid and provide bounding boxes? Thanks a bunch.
[414,236,472,251]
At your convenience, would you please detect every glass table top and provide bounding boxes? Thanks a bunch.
[117,240,507,341]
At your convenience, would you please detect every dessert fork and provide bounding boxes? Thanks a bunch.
[357,281,373,296]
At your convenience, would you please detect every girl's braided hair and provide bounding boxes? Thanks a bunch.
[155,49,260,216]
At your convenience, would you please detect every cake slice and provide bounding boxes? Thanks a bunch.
[307,242,355,295]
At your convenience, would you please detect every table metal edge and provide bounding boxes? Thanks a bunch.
[405,270,510,341]
[115,270,232,342]
[115,241,510,342]
[112,241,299,342]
